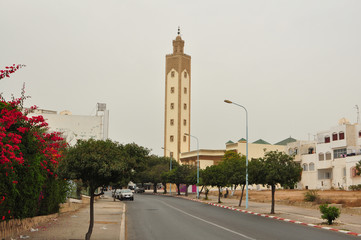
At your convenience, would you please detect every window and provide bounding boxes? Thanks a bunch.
[171,71,175,77]
[183,136,186,142]
[325,152,332,160]
[308,147,314,154]
[171,87,175,93]
[339,131,345,140]
[183,119,186,126]
[332,133,338,141]
[319,153,324,161]
[325,136,330,143]
[170,135,174,142]
[288,149,293,155]
[333,148,347,159]
[170,119,174,126]
[184,72,187,78]
[318,170,332,180]
[184,103,187,110]
[170,103,174,109]
[309,163,315,171]
[302,163,308,171]
[359,131,361,138]
[294,148,298,154]
[184,87,187,94]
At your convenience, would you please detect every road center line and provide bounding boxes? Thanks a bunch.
[160,200,256,240]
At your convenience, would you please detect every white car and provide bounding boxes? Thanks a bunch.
[119,189,134,201]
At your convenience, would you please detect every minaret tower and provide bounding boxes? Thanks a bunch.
[164,28,191,162]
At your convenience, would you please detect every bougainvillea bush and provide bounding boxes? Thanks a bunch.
[1,65,68,221]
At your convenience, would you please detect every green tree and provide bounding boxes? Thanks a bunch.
[356,160,361,176]
[218,151,246,206]
[141,155,170,193]
[161,159,179,194]
[168,164,196,196]
[59,139,128,240]
[202,165,228,203]
[258,150,302,214]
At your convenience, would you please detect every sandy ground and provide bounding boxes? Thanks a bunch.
[211,189,361,209]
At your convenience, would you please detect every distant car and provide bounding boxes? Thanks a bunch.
[134,187,145,193]
[113,189,121,199]
[119,189,134,201]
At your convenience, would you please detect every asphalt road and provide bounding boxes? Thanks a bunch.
[125,193,358,240]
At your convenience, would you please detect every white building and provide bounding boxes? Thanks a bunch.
[288,118,361,190]
[28,103,109,146]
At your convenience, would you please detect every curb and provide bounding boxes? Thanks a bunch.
[173,195,361,238]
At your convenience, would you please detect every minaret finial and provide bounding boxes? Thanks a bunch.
[177,26,180,36]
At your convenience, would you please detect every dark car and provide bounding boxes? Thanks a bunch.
[134,187,145,193]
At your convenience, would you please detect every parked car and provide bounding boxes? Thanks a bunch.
[119,189,134,201]
[134,187,145,193]
[112,189,121,199]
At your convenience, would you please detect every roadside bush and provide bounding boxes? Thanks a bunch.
[349,184,361,191]
[1,91,68,221]
[304,190,319,202]
[319,204,340,225]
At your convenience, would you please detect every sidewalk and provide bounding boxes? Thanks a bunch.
[11,196,125,240]
[183,192,361,235]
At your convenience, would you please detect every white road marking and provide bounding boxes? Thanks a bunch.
[161,201,256,240]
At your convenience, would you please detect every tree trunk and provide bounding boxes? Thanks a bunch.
[199,185,204,195]
[85,192,95,240]
[185,184,189,196]
[238,184,245,207]
[271,184,275,214]
[176,183,180,195]
[218,187,221,203]
[163,182,167,194]
[232,184,237,197]
[153,182,157,193]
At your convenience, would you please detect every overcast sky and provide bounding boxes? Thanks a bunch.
[1,0,361,156]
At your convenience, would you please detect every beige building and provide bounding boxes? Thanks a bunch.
[164,31,191,161]
[180,138,291,169]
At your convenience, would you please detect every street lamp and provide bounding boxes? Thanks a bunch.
[162,147,173,195]
[184,133,200,199]
[224,99,249,209]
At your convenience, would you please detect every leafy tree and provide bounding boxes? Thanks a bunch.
[141,155,170,193]
[168,164,196,196]
[218,151,245,206]
[183,165,197,196]
[202,165,228,203]
[161,158,179,194]
[59,139,128,240]
[110,143,150,195]
[258,150,302,214]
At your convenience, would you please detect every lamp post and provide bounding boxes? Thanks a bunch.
[162,147,173,195]
[184,133,200,199]
[224,99,249,209]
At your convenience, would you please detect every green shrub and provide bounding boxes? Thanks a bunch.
[304,190,319,202]
[349,184,361,191]
[319,204,340,225]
